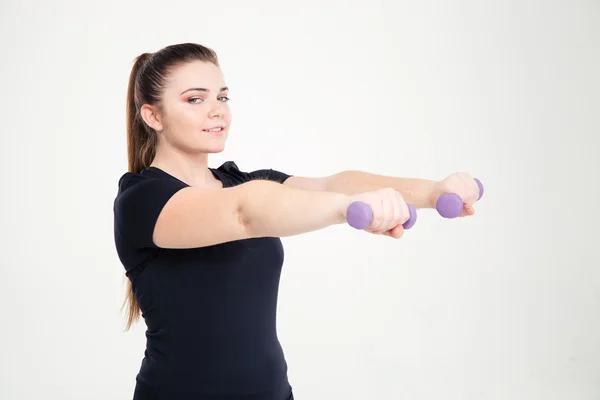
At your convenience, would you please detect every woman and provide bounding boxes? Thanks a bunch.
[113,42,480,400]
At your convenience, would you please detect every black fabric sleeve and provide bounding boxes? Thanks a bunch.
[114,176,188,248]
[215,161,292,185]
[247,168,292,184]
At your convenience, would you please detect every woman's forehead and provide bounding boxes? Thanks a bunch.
[166,61,226,93]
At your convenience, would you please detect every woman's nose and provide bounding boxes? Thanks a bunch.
[208,101,224,117]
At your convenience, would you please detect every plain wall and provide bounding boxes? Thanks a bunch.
[1,0,599,399]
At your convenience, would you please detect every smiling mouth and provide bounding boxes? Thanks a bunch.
[203,127,225,132]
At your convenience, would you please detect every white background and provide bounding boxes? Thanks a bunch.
[1,0,599,399]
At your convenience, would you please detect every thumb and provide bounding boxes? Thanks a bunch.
[383,224,404,239]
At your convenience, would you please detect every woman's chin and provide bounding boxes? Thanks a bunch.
[202,142,226,154]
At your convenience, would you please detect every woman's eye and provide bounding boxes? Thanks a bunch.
[188,97,229,104]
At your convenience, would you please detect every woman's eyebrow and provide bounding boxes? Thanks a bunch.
[180,86,229,95]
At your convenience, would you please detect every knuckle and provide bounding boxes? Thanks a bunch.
[383,187,396,196]
[385,211,393,222]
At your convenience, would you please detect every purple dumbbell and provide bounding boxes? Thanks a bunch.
[346,202,417,230]
[436,178,484,218]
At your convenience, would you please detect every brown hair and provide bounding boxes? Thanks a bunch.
[122,43,220,330]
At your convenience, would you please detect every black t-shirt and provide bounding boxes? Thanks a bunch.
[113,161,294,399]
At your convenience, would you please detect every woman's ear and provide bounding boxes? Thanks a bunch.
[140,104,163,131]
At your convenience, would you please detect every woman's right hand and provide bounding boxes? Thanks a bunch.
[344,188,411,239]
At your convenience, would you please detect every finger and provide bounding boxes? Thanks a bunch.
[382,194,394,231]
[368,197,385,232]
[392,190,402,227]
[395,190,410,226]
[374,193,393,234]
[460,203,475,217]
[393,224,404,238]
[371,197,386,233]
[383,224,404,239]
[458,172,479,204]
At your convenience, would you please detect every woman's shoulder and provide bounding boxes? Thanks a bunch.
[116,169,158,194]
[114,168,188,204]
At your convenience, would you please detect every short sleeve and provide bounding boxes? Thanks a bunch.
[247,168,292,184]
[114,174,188,248]
[215,161,292,186]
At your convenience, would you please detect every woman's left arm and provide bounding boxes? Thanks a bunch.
[285,170,479,215]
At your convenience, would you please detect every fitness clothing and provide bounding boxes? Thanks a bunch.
[113,161,294,400]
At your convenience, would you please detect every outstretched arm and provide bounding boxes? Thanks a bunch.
[285,170,478,216]
[285,171,436,208]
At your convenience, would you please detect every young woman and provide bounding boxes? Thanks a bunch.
[113,42,481,400]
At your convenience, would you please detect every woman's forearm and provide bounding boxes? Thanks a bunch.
[324,170,438,209]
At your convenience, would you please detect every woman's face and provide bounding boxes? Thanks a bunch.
[149,60,232,154]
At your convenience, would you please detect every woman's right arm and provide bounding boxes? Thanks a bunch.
[152,180,353,249]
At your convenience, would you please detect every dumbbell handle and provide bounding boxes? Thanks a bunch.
[346,202,417,230]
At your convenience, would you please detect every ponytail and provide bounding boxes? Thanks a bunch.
[126,53,156,174]
[122,52,155,331]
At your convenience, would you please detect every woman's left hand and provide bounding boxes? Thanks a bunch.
[431,172,480,217]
